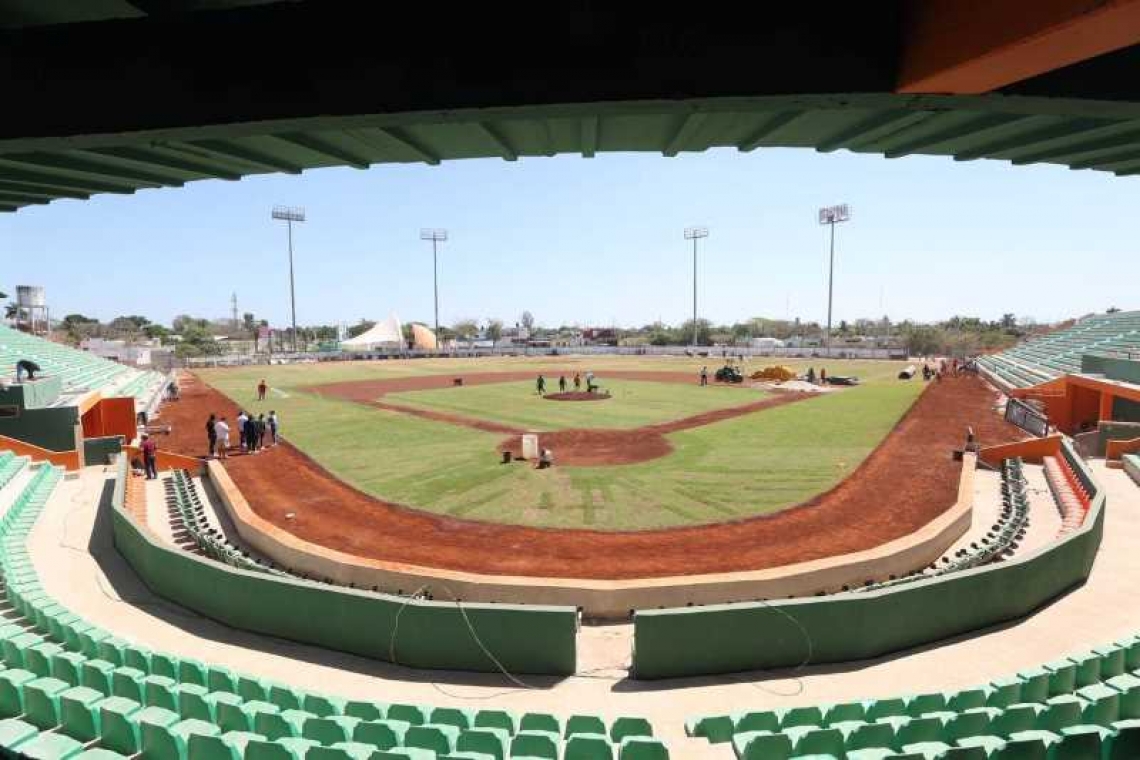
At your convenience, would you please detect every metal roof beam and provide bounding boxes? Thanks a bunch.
[182,140,303,174]
[0,192,48,206]
[0,165,136,194]
[273,132,370,169]
[473,123,517,161]
[0,203,19,213]
[0,180,91,200]
[85,145,243,180]
[663,112,708,157]
[953,118,1113,161]
[0,151,178,187]
[816,110,931,153]
[898,0,1140,94]
[1011,128,1140,165]
[1068,147,1140,171]
[737,111,802,152]
[882,113,1032,158]
[372,127,440,165]
[580,117,598,159]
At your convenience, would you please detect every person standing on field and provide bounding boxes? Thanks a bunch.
[559,375,567,393]
[573,372,581,390]
[255,413,267,450]
[268,411,279,445]
[206,414,217,458]
[214,417,230,459]
[536,375,546,395]
[699,366,708,386]
[236,410,249,452]
[140,434,158,480]
[257,379,268,401]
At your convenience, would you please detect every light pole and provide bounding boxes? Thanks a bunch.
[271,206,306,352]
[684,227,709,347]
[817,204,851,356]
[420,229,448,346]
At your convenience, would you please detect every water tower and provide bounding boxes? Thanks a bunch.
[14,286,49,336]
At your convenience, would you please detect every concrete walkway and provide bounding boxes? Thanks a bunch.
[25,462,1140,758]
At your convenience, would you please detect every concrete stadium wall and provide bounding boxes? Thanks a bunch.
[205,457,977,620]
[1081,355,1140,384]
[83,435,123,466]
[109,461,578,675]
[632,440,1104,679]
[0,405,78,452]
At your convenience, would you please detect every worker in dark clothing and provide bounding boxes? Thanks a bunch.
[140,434,158,480]
[15,359,41,382]
[536,375,546,395]
[206,414,217,458]
[573,373,581,390]
[559,375,567,393]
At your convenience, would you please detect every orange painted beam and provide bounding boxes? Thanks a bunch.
[898,0,1140,94]
[0,434,80,470]
[978,435,1062,467]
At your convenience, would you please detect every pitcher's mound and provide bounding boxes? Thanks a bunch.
[544,391,611,401]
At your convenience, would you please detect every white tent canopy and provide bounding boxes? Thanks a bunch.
[340,314,404,351]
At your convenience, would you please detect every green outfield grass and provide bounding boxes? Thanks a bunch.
[198,357,924,530]
[387,379,768,431]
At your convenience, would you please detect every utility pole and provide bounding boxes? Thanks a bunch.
[818,204,851,356]
[683,227,709,347]
[231,292,239,328]
[271,206,306,352]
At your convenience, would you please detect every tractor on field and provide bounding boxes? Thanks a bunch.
[715,364,744,383]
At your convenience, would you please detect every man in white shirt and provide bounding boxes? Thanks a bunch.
[214,417,230,459]
[236,411,248,452]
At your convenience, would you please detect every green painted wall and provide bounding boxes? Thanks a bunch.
[1112,397,1140,424]
[0,406,77,451]
[0,376,62,410]
[110,471,577,675]
[1081,355,1140,384]
[84,435,123,466]
[633,442,1104,679]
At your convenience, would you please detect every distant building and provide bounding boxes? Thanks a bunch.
[750,337,786,349]
[582,328,618,346]
[80,337,156,366]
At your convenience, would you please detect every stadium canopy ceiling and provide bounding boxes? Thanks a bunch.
[4,0,1140,212]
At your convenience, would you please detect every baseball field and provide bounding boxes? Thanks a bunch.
[189,356,926,530]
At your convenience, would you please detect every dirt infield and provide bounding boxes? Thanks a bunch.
[155,371,1024,579]
[544,391,610,401]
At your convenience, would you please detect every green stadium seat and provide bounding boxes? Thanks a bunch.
[99,697,146,755]
[245,737,317,760]
[841,720,896,751]
[564,733,615,760]
[519,712,560,734]
[474,709,516,735]
[735,711,780,734]
[141,717,222,760]
[352,719,405,750]
[50,650,87,686]
[238,676,269,702]
[734,731,792,760]
[823,702,866,724]
[510,730,559,760]
[24,641,63,676]
[405,723,459,754]
[75,750,131,760]
[111,666,146,702]
[302,693,346,718]
[388,704,427,726]
[11,729,85,759]
[59,685,105,741]
[457,727,509,760]
[0,716,39,747]
[610,717,652,743]
[0,667,36,716]
[23,675,69,728]
[302,715,359,745]
[617,736,669,760]
[81,659,115,695]
[781,706,824,729]
[123,646,153,673]
[344,700,385,722]
[143,674,179,711]
[308,743,379,760]
[206,666,237,695]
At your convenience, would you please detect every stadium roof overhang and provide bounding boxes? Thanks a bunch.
[5,0,1140,212]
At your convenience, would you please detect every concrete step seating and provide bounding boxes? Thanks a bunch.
[1042,456,1090,536]
[688,637,1140,759]
[0,453,667,759]
[0,324,163,406]
[977,310,1140,389]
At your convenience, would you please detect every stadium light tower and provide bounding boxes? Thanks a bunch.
[684,226,709,347]
[420,229,448,344]
[271,205,306,352]
[818,204,851,356]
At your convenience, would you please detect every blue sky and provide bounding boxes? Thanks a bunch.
[1,148,1134,330]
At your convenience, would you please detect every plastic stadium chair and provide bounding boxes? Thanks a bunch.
[618,736,669,760]
[510,729,559,759]
[352,719,405,750]
[564,733,615,760]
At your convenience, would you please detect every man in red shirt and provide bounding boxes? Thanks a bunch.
[140,434,158,480]
[257,379,268,401]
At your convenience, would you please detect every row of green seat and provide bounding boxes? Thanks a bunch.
[688,631,1140,759]
[0,454,667,760]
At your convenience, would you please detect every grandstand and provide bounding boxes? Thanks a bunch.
[977,311,1140,390]
[0,325,165,410]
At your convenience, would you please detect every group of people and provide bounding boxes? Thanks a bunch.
[805,367,828,384]
[206,409,279,459]
[535,371,596,395]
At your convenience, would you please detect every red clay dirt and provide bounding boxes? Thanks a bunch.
[155,372,1024,580]
[544,391,610,401]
